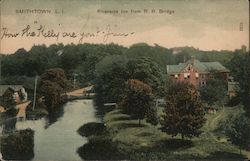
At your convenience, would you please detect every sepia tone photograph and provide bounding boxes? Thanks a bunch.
[0,0,249,160]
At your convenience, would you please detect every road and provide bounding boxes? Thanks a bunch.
[16,101,31,119]
[66,85,94,97]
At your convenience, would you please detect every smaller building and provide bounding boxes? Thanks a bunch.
[167,58,230,88]
[228,81,239,98]
[0,85,28,104]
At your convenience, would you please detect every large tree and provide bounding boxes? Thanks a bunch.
[161,82,205,139]
[94,55,129,105]
[228,51,250,118]
[120,79,157,125]
[226,114,250,154]
[94,56,166,105]
[126,57,166,97]
[39,68,71,111]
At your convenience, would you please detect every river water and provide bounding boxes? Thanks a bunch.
[15,99,100,161]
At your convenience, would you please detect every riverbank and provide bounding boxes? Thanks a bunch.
[1,99,100,160]
[78,107,249,160]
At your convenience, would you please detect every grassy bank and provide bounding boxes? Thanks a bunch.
[78,106,249,160]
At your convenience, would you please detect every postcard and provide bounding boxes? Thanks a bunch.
[0,0,249,160]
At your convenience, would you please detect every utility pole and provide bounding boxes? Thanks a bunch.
[73,74,76,89]
[73,73,78,89]
[32,75,38,111]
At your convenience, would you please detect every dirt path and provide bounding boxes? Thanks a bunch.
[204,108,250,159]
[0,106,5,113]
[16,101,31,119]
[66,86,94,97]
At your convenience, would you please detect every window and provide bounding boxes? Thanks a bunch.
[200,81,206,87]
[195,73,199,78]
[184,73,190,79]
[174,74,178,79]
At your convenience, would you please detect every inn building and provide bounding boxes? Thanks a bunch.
[167,58,230,88]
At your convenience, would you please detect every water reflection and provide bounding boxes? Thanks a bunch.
[15,99,100,161]
[1,117,17,134]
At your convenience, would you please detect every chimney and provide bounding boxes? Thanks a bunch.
[191,56,195,65]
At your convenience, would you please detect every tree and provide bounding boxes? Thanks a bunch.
[228,52,250,118]
[39,68,71,111]
[1,89,17,117]
[94,56,129,105]
[161,82,205,139]
[120,79,157,125]
[0,89,18,133]
[174,51,191,64]
[95,56,166,105]
[199,71,227,106]
[126,57,166,97]
[226,114,250,154]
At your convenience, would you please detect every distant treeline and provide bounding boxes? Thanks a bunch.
[0,43,242,89]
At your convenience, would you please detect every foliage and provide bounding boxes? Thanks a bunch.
[126,43,175,71]
[173,46,234,65]
[0,89,17,117]
[174,51,191,64]
[95,59,129,104]
[199,71,227,105]
[77,134,125,160]
[1,90,16,109]
[77,122,106,137]
[94,56,166,106]
[1,43,235,89]
[126,57,166,97]
[77,108,247,160]
[0,129,34,160]
[214,105,244,135]
[226,113,250,153]
[120,79,157,125]
[145,106,159,126]
[227,51,250,118]
[161,82,205,139]
[39,68,71,111]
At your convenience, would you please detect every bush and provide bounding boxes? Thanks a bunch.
[226,113,250,153]
[77,136,126,160]
[215,106,244,135]
[0,129,34,160]
[77,122,106,137]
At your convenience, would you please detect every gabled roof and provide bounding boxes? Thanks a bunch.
[0,85,24,96]
[203,62,230,72]
[167,59,230,74]
[167,63,186,74]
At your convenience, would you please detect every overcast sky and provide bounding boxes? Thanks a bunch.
[0,0,249,54]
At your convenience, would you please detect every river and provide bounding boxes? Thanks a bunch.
[15,99,100,161]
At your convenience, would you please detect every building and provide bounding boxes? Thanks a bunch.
[0,85,28,104]
[228,81,239,98]
[167,58,230,88]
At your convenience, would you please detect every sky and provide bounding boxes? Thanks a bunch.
[0,0,249,54]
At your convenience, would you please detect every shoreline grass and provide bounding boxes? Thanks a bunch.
[78,106,249,160]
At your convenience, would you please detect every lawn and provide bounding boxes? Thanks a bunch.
[100,106,249,160]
